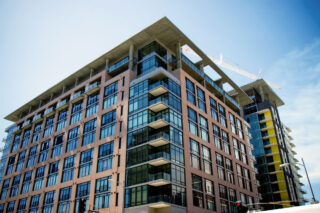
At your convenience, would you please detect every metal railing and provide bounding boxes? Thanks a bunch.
[109,56,129,72]
[85,82,100,93]
[70,91,84,101]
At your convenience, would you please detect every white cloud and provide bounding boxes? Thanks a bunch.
[265,39,320,201]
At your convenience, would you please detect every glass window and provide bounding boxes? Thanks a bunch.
[104,81,118,109]
[75,182,90,213]
[197,87,206,112]
[129,80,148,99]
[86,92,99,117]
[58,186,71,213]
[47,161,59,186]
[43,191,55,213]
[56,109,68,131]
[100,110,116,139]
[38,140,50,163]
[21,128,31,148]
[219,104,227,128]
[186,78,196,105]
[66,126,80,152]
[32,123,42,142]
[70,101,83,124]
[128,110,148,131]
[97,142,114,172]
[44,116,54,137]
[62,155,75,183]
[94,176,112,210]
[83,119,96,146]
[79,149,93,177]
[192,174,202,191]
[52,134,64,158]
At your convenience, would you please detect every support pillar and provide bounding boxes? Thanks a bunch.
[75,77,79,87]
[129,44,134,71]
[259,86,265,102]
[105,58,109,72]
[176,42,182,69]
[90,68,94,78]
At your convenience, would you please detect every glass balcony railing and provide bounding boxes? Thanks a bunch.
[44,107,55,116]
[181,54,239,109]
[13,126,20,133]
[149,172,171,182]
[181,54,204,77]
[149,132,170,142]
[149,151,170,161]
[56,99,68,109]
[70,91,84,102]
[85,82,101,94]
[148,132,170,147]
[205,75,240,109]
[149,80,169,91]
[109,56,129,72]
[149,97,168,106]
[22,120,31,128]
[32,114,42,122]
[149,194,171,204]
[149,113,169,123]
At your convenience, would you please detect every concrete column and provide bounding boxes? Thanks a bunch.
[90,68,94,78]
[259,86,265,102]
[129,44,134,71]
[176,42,182,69]
[75,77,79,87]
[105,58,109,72]
[62,85,66,94]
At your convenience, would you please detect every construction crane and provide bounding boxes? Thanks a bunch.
[181,46,281,90]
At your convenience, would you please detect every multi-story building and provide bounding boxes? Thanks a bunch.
[237,79,305,210]
[0,17,259,213]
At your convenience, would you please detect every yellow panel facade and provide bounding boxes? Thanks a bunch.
[264,111,272,120]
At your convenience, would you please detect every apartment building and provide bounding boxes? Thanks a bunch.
[236,79,305,210]
[0,17,259,213]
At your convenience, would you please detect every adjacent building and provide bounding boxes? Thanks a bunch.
[237,79,305,210]
[0,17,259,213]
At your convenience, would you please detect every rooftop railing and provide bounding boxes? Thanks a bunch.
[44,107,55,116]
[70,91,84,101]
[22,120,31,128]
[109,56,129,72]
[181,54,239,109]
[32,114,42,122]
[85,82,101,93]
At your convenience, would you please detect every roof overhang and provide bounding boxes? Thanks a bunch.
[6,17,252,121]
[230,79,284,107]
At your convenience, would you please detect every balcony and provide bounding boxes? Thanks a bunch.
[148,151,170,166]
[13,125,21,133]
[148,194,171,208]
[70,91,84,103]
[149,97,169,112]
[44,107,55,117]
[108,56,129,73]
[262,133,276,140]
[148,172,171,186]
[32,114,43,123]
[148,114,169,129]
[204,74,240,109]
[85,82,101,95]
[148,132,170,147]
[149,81,169,96]
[22,120,32,129]
[56,99,69,111]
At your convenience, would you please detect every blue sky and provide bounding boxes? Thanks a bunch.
[0,0,319,204]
